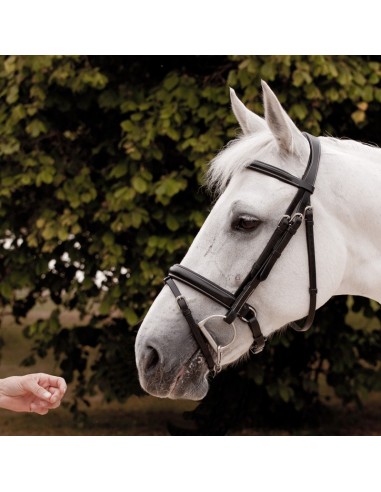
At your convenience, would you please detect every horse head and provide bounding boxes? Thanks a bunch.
[135,81,350,399]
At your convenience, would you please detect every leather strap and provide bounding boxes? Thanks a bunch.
[247,161,315,193]
[245,311,266,354]
[300,134,321,195]
[168,264,257,322]
[165,277,215,370]
[168,264,235,309]
[289,206,317,332]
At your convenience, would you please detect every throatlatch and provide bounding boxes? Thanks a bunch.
[165,133,321,373]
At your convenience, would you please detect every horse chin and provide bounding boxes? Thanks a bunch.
[168,355,210,400]
[142,351,210,401]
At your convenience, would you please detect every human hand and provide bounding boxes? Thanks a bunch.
[0,373,67,415]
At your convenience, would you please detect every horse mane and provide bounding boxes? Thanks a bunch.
[206,131,381,197]
[323,135,380,154]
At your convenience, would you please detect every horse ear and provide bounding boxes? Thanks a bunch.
[230,88,267,135]
[261,80,304,154]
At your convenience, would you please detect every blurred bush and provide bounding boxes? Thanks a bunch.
[1,55,381,430]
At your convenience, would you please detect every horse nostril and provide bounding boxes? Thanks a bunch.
[144,345,161,373]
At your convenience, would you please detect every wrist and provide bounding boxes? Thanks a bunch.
[0,378,19,411]
[0,379,7,409]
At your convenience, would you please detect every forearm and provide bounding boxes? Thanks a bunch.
[0,377,17,411]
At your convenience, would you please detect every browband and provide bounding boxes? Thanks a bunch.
[247,161,315,193]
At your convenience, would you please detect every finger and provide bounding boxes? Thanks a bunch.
[30,394,62,411]
[46,399,61,410]
[38,374,67,395]
[48,386,64,405]
[30,402,50,415]
[23,376,52,402]
[31,396,61,411]
[45,388,62,407]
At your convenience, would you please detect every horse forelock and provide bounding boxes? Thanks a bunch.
[205,131,276,196]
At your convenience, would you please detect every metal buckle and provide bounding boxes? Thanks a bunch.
[240,306,257,323]
[175,295,188,312]
[214,347,222,375]
[291,212,304,222]
[250,342,265,355]
[303,205,313,219]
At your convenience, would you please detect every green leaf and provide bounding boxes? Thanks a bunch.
[6,85,19,104]
[131,176,147,193]
[123,307,139,325]
[121,120,135,132]
[109,163,128,179]
[163,73,179,91]
[57,227,69,241]
[351,110,366,124]
[38,169,54,184]
[0,282,13,300]
[102,232,115,246]
[99,295,113,315]
[279,386,293,403]
[166,214,179,231]
[26,119,48,138]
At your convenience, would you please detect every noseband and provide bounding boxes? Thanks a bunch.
[165,133,321,373]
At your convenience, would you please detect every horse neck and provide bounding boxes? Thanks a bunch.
[321,138,381,302]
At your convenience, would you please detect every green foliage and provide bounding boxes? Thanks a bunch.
[1,56,381,430]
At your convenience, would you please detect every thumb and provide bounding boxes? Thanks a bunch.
[23,376,52,402]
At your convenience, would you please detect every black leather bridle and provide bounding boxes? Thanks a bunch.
[165,133,321,373]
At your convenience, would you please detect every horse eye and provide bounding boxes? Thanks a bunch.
[232,216,261,232]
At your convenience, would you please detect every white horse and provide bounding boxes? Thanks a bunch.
[135,80,381,400]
